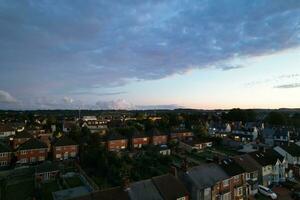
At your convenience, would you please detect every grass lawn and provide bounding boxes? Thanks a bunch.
[5,180,34,200]
[65,176,84,188]
[41,181,60,200]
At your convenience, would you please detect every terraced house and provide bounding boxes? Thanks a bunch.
[106,131,128,151]
[0,142,12,167]
[16,138,48,164]
[52,136,78,161]
[11,130,32,149]
[131,129,150,149]
[148,128,168,145]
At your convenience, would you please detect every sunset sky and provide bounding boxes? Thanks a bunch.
[1,0,300,110]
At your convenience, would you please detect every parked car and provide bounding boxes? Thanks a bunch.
[258,185,277,199]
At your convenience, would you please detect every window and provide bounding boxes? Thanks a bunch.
[38,156,45,161]
[70,152,76,157]
[56,147,61,151]
[237,187,243,196]
[143,138,148,141]
[223,179,229,187]
[0,161,7,166]
[20,150,27,155]
[56,154,61,159]
[30,157,36,162]
[222,192,231,200]
[234,175,240,181]
[0,153,7,157]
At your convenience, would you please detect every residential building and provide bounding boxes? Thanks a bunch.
[273,129,290,146]
[0,142,12,167]
[182,163,229,200]
[35,162,60,182]
[0,124,15,138]
[217,158,246,200]
[274,144,300,177]
[63,120,76,133]
[131,130,149,149]
[16,138,48,164]
[233,154,260,196]
[53,136,78,161]
[148,128,168,145]
[107,131,128,151]
[249,150,289,186]
[179,138,212,152]
[11,130,32,149]
[170,130,193,141]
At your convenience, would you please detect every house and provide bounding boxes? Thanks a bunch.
[53,136,78,161]
[233,154,260,196]
[170,130,193,141]
[16,138,48,164]
[152,174,189,200]
[63,121,76,133]
[182,163,229,200]
[158,145,171,156]
[231,127,258,143]
[70,174,189,200]
[262,128,275,146]
[148,128,168,145]
[82,116,108,134]
[249,150,289,186]
[217,158,246,200]
[274,143,300,177]
[0,124,15,138]
[208,122,231,135]
[107,131,128,151]
[0,142,12,167]
[131,129,149,149]
[36,132,52,152]
[273,128,290,146]
[35,161,60,182]
[179,138,212,152]
[11,130,32,149]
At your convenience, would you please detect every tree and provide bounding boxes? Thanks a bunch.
[265,112,287,126]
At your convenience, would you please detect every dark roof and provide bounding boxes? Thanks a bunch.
[131,129,147,138]
[18,138,47,150]
[263,128,275,138]
[181,138,212,146]
[54,136,77,147]
[233,154,260,173]
[152,174,189,200]
[13,131,32,139]
[70,187,130,200]
[0,142,11,153]
[218,158,245,176]
[186,163,229,189]
[36,162,59,173]
[147,128,167,136]
[129,179,163,200]
[107,131,127,141]
[249,149,284,166]
[281,144,300,157]
[0,124,14,132]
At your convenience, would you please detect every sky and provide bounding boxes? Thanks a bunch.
[0,0,300,110]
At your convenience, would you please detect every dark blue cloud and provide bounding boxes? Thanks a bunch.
[1,0,300,108]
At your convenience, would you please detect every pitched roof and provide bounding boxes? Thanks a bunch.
[70,187,130,200]
[186,163,229,189]
[18,138,47,150]
[36,162,59,173]
[218,158,245,176]
[0,124,14,132]
[129,179,163,200]
[233,154,260,173]
[0,142,11,153]
[107,131,127,141]
[281,143,300,157]
[152,174,189,200]
[147,128,167,136]
[54,136,77,146]
[249,149,284,166]
[13,131,32,139]
[131,129,147,138]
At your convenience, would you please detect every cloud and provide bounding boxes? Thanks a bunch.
[0,90,17,104]
[1,1,300,108]
[69,91,126,96]
[136,104,181,110]
[246,74,300,87]
[217,64,244,71]
[95,99,135,110]
[274,83,300,89]
[63,97,74,104]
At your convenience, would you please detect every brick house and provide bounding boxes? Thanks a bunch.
[36,132,53,152]
[0,124,15,138]
[11,131,32,149]
[0,142,12,167]
[131,130,149,149]
[148,128,168,145]
[179,138,213,152]
[16,138,48,164]
[216,158,246,200]
[35,162,60,183]
[107,131,128,151]
[52,136,78,161]
[170,130,194,141]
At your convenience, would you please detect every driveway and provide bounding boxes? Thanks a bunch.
[272,186,293,200]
